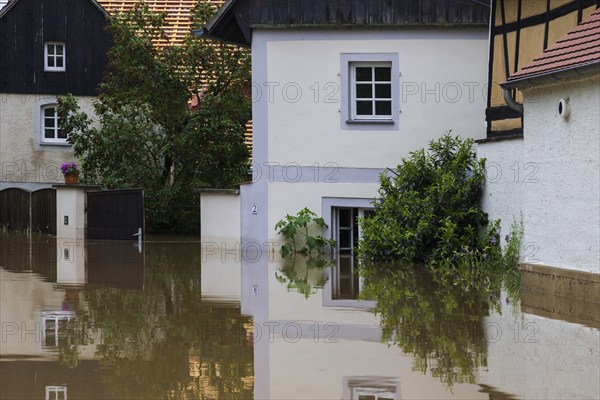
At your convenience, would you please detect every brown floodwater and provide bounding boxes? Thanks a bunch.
[0,232,598,399]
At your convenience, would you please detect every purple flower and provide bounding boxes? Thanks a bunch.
[489,236,497,245]
[60,162,79,175]
[505,234,510,242]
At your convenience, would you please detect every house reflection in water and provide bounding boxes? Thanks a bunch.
[1,233,254,399]
[330,255,360,300]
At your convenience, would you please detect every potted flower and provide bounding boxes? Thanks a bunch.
[60,162,80,185]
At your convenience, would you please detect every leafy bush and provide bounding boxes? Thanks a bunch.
[359,134,493,267]
[275,208,336,257]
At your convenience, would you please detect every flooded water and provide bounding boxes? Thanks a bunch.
[0,232,598,399]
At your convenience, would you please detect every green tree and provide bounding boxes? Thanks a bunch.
[59,2,251,233]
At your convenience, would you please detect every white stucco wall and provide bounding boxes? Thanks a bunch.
[56,187,87,240]
[521,75,600,273]
[200,191,241,244]
[477,138,525,248]
[259,28,488,168]
[0,94,96,184]
[479,74,600,273]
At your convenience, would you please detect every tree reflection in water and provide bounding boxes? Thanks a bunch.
[65,242,253,399]
[275,254,331,298]
[361,264,520,389]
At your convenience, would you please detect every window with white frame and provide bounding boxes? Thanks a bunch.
[42,311,74,348]
[45,385,67,400]
[45,42,66,72]
[351,63,392,120]
[41,104,66,143]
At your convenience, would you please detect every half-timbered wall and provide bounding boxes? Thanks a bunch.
[486,0,598,137]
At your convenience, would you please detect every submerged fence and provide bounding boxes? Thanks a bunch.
[0,188,56,235]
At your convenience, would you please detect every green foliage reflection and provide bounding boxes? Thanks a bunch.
[361,263,520,388]
[275,254,331,299]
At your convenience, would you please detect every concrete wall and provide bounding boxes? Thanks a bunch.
[479,74,600,273]
[0,94,95,185]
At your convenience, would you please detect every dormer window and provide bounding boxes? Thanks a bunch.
[44,42,65,72]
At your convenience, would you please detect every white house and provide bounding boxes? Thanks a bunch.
[478,9,600,275]
[200,0,491,250]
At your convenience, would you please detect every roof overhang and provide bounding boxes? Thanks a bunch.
[201,0,490,47]
[0,0,109,19]
[501,61,600,90]
[200,0,249,46]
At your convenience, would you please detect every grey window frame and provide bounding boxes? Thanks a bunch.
[350,62,393,120]
[340,53,400,131]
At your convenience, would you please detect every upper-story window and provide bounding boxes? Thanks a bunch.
[44,42,66,72]
[350,63,392,121]
[41,104,66,143]
[341,53,399,130]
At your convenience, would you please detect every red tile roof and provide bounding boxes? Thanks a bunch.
[507,8,600,82]
[97,0,223,48]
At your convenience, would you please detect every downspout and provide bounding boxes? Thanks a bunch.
[503,88,523,114]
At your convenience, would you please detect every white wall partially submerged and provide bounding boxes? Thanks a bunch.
[479,74,600,273]
[521,75,600,273]
[248,27,489,245]
[200,190,241,244]
[478,138,525,247]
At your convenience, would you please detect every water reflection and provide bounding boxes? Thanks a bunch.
[1,232,599,399]
[332,255,360,300]
[274,254,329,298]
[0,233,253,399]
[361,266,496,388]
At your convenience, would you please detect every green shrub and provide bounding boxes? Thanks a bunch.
[358,134,492,267]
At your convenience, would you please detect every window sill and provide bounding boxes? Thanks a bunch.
[40,142,71,147]
[345,119,395,125]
